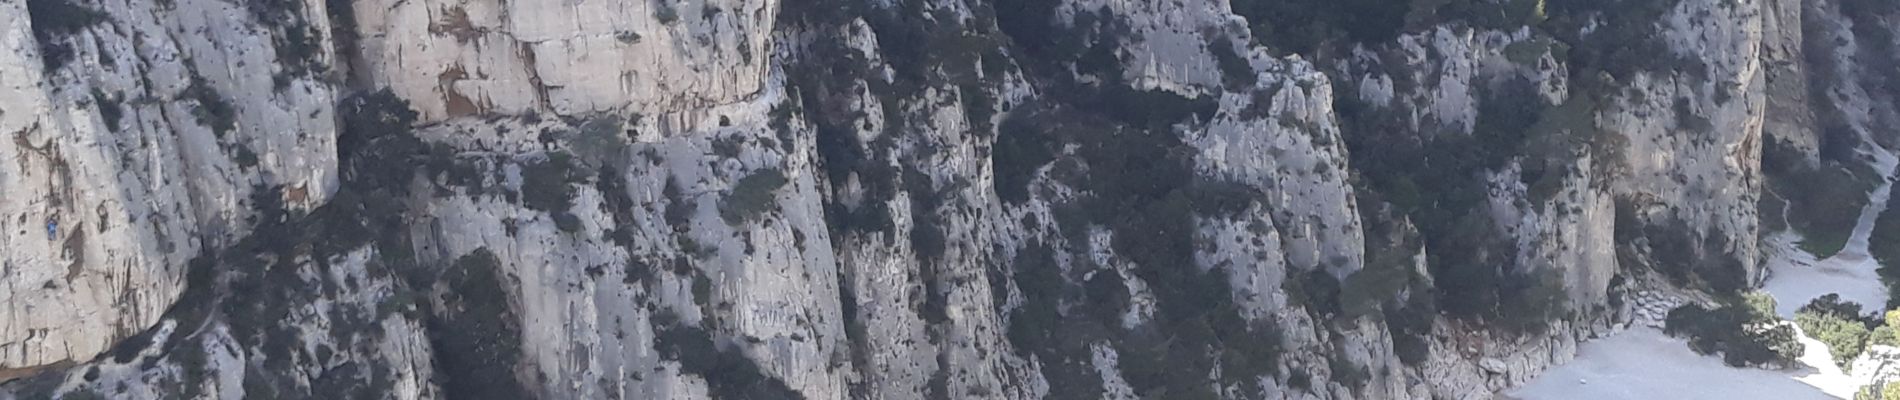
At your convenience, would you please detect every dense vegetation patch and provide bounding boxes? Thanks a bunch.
[429,249,532,400]
[992,96,1279,398]
[243,0,327,87]
[1873,184,1900,308]
[651,313,806,400]
[719,168,789,225]
[1543,0,1696,91]
[25,0,107,71]
[520,151,581,215]
[1615,211,1751,294]
[1797,294,1875,370]
[183,74,239,139]
[1340,76,1571,331]
[1762,136,1879,258]
[1663,292,1803,368]
[1228,0,1409,56]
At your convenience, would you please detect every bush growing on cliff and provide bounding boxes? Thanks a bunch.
[1762,136,1879,259]
[651,312,806,400]
[1663,293,1803,368]
[1871,184,1900,308]
[26,0,108,71]
[430,249,533,400]
[1228,0,1409,56]
[519,151,580,214]
[1340,77,1574,331]
[720,168,789,225]
[184,74,239,139]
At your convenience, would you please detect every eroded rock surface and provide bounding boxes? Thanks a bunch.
[2,0,1894,398]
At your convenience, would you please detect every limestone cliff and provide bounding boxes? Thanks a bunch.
[0,0,1891,398]
[1,0,340,375]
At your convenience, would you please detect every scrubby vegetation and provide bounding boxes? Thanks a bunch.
[520,151,580,214]
[651,312,806,400]
[25,0,107,71]
[989,99,1285,398]
[243,0,327,87]
[183,74,239,139]
[719,168,788,225]
[1793,294,1877,370]
[1543,0,1696,90]
[1856,383,1900,400]
[1618,212,1752,294]
[430,249,531,400]
[1872,310,1900,348]
[1872,184,1900,308]
[18,91,447,399]
[1228,0,1409,56]
[1763,137,1879,258]
[1663,292,1804,368]
[954,7,1295,395]
[1341,75,1573,332]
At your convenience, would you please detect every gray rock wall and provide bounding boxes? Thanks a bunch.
[2,0,1892,399]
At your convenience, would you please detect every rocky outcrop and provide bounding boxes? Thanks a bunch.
[1,0,340,374]
[1607,0,1766,289]
[349,0,779,122]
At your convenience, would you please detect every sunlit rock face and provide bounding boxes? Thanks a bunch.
[0,0,341,374]
[3,0,1894,398]
[349,0,779,122]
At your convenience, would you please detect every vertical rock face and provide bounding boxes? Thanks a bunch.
[1607,0,1766,289]
[349,0,779,121]
[2,0,1895,399]
[0,0,339,373]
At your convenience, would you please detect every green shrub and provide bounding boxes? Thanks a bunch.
[1872,185,1900,308]
[1663,294,1803,368]
[1744,291,1780,319]
[1797,294,1876,369]
[183,74,237,139]
[1873,310,1900,347]
[519,152,579,213]
[1384,283,1437,366]
[991,103,1057,205]
[1798,310,1870,370]
[1800,293,1870,322]
[651,312,806,399]
[1208,36,1256,88]
[719,168,788,225]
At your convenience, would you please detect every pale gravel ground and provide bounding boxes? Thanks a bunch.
[1505,328,1835,400]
